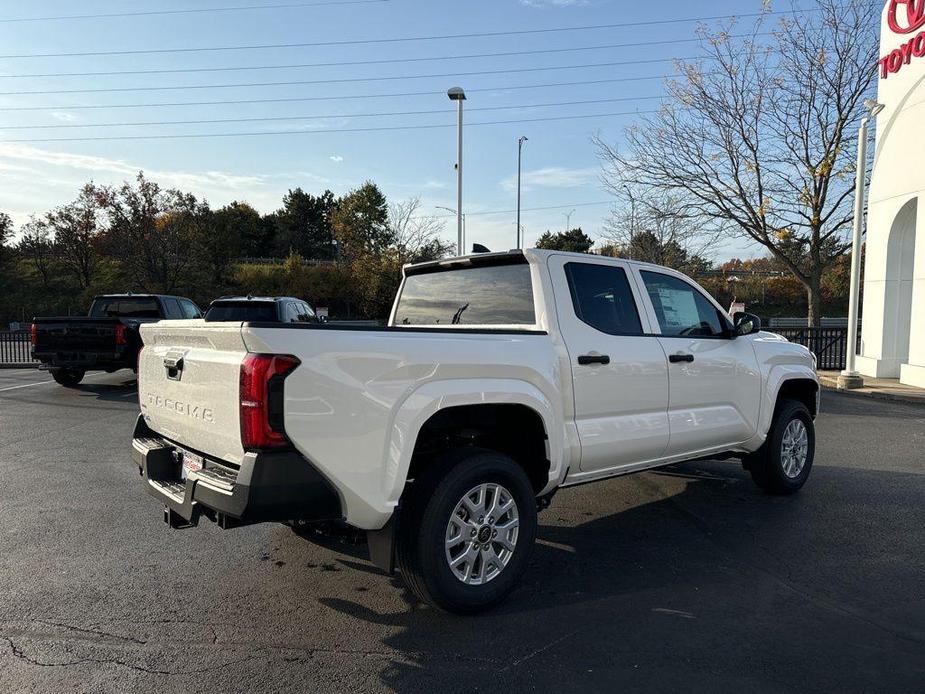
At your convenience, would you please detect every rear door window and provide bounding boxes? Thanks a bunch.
[179,299,201,319]
[564,262,643,336]
[162,298,182,319]
[395,262,535,325]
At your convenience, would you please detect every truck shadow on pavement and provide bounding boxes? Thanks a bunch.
[313,461,925,693]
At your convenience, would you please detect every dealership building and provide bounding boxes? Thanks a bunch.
[856,1,925,387]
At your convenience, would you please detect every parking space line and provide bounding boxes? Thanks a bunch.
[0,372,130,392]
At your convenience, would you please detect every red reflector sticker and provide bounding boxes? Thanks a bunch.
[181,452,203,479]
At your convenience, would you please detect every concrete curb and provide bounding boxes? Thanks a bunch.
[818,375,925,406]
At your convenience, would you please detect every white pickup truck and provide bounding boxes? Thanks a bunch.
[133,249,818,613]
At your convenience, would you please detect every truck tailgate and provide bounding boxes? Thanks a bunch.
[138,321,247,465]
[33,317,120,353]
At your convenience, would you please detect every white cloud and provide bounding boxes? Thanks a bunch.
[422,180,447,189]
[499,166,598,193]
[0,143,330,219]
[50,112,77,122]
[329,155,344,162]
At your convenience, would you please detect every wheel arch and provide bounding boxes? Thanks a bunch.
[384,379,565,505]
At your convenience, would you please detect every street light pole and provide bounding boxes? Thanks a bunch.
[563,208,575,231]
[838,99,884,390]
[447,87,466,256]
[516,136,527,249]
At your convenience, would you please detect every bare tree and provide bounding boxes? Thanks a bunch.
[46,185,102,289]
[595,0,877,325]
[388,197,453,264]
[601,189,718,273]
[17,217,55,289]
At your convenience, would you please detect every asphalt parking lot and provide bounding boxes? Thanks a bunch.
[1,368,923,693]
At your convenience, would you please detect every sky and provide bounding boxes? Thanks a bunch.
[0,0,820,261]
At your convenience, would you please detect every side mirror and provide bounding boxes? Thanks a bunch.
[732,311,761,337]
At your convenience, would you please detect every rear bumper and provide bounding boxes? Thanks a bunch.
[131,415,342,529]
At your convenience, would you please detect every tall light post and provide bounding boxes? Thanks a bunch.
[447,87,466,255]
[516,135,528,249]
[838,98,885,391]
[435,206,465,252]
[563,208,576,231]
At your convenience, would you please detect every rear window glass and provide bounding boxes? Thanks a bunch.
[204,302,278,322]
[394,263,535,326]
[89,297,160,318]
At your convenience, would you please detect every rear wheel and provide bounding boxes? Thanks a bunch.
[50,368,85,387]
[746,399,815,494]
[395,448,537,614]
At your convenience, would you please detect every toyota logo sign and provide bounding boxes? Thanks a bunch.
[888,0,925,35]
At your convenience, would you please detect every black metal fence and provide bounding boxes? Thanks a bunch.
[0,330,35,366]
[771,327,860,371]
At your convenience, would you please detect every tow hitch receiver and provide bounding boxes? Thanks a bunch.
[164,505,199,529]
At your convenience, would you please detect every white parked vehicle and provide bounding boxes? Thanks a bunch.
[133,250,818,613]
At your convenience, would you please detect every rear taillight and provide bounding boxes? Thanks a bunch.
[115,324,127,345]
[239,354,300,451]
[30,323,37,346]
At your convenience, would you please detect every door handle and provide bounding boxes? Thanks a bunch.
[668,353,694,363]
[577,353,610,365]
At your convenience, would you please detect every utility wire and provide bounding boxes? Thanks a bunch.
[0,95,666,130]
[0,109,658,144]
[433,200,614,218]
[0,35,758,79]
[0,74,683,112]
[0,1,390,23]
[0,57,700,96]
[0,9,816,59]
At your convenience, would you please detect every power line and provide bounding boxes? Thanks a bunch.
[0,1,390,24]
[0,57,700,96]
[435,200,614,218]
[0,109,658,144]
[0,9,816,60]
[0,35,749,79]
[0,74,682,112]
[0,95,665,130]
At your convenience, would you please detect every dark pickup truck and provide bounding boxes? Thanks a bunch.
[31,294,201,387]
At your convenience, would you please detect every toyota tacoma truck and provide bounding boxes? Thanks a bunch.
[32,293,201,386]
[132,250,818,613]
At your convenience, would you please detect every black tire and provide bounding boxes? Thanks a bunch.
[746,399,815,494]
[395,448,537,614]
[50,368,85,387]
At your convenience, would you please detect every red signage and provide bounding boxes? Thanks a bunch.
[888,0,925,34]
[880,0,925,78]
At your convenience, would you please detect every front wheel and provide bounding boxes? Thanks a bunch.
[395,449,537,614]
[746,399,815,494]
[50,368,85,387]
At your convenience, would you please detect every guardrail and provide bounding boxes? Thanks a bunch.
[771,327,860,371]
[0,330,37,367]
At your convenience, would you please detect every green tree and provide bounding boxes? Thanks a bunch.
[274,188,336,259]
[331,182,393,262]
[535,228,594,253]
[198,201,253,285]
